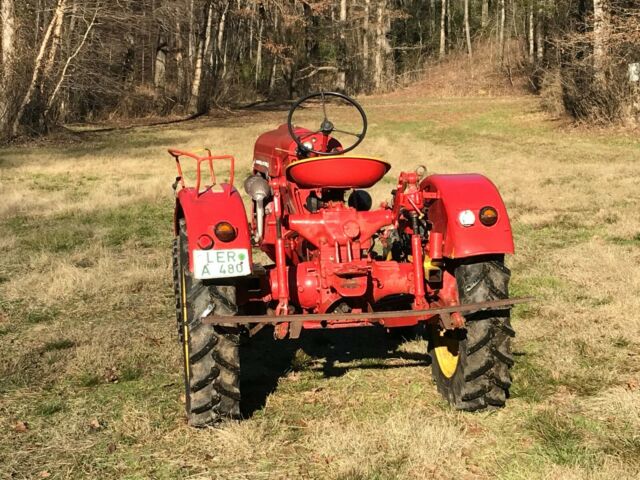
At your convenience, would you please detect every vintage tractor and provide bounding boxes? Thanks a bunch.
[170,92,524,426]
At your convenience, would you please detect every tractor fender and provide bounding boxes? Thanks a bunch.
[421,174,514,259]
[174,184,252,273]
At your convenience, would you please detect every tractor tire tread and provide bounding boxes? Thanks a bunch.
[430,257,514,413]
[212,351,241,374]
[174,220,241,427]
[463,354,494,382]
[189,335,218,363]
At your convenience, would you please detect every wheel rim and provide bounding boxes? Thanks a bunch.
[434,332,460,378]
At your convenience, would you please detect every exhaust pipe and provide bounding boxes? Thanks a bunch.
[244,175,270,242]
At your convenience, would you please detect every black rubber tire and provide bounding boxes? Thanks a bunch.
[173,219,241,426]
[428,256,514,411]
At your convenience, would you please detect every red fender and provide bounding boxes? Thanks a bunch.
[174,184,252,273]
[421,174,514,259]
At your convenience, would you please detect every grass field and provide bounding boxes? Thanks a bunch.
[1,93,640,479]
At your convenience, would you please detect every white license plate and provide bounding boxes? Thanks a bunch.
[193,249,251,279]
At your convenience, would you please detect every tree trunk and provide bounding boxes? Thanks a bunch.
[66,0,77,55]
[464,0,472,58]
[374,0,388,90]
[481,0,489,28]
[431,0,436,34]
[268,59,277,94]
[446,0,451,51]
[11,0,66,136]
[528,3,534,63]
[45,7,97,119]
[363,0,370,70]
[536,0,544,62]
[439,0,446,59]
[255,19,262,85]
[188,0,195,68]
[175,15,186,103]
[1,0,16,136]
[1,0,15,78]
[154,34,168,95]
[593,0,607,79]
[499,0,506,63]
[34,0,40,47]
[216,1,229,73]
[337,0,347,91]
[42,0,67,86]
[222,36,228,78]
[188,0,213,114]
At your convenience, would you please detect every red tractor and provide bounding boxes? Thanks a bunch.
[170,92,523,426]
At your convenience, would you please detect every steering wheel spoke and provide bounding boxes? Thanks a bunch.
[332,128,362,138]
[287,92,367,156]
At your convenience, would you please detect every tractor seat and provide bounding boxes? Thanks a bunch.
[286,155,391,189]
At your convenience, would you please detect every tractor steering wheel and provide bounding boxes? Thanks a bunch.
[287,91,368,156]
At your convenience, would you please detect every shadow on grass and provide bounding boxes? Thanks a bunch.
[240,325,431,418]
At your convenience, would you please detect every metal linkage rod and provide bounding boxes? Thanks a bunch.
[202,297,532,325]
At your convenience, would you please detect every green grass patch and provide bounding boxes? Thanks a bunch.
[527,410,599,468]
[510,353,557,402]
[35,398,66,416]
[607,233,640,246]
[78,371,102,387]
[514,217,598,250]
[26,307,59,324]
[42,339,75,352]
[3,200,172,258]
[120,363,144,382]
[99,201,170,248]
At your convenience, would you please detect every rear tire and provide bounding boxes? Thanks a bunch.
[428,257,514,411]
[173,220,241,426]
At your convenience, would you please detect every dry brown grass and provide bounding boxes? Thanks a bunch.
[1,93,640,479]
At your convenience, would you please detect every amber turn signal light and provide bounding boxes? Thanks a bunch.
[479,206,498,226]
[214,221,237,242]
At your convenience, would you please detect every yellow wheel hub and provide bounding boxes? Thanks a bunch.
[434,332,460,379]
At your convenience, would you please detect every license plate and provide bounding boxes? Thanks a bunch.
[193,249,251,279]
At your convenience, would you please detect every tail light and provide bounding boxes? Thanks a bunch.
[197,234,214,250]
[214,221,237,242]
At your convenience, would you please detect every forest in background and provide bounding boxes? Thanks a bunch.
[0,0,639,141]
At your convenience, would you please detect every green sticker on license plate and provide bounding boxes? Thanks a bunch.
[193,249,251,279]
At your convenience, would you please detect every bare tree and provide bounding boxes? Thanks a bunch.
[363,0,370,70]
[0,0,16,134]
[499,0,506,62]
[464,0,472,58]
[44,6,98,118]
[188,0,213,114]
[374,0,390,89]
[439,0,446,59]
[528,1,534,63]
[42,0,67,82]
[482,0,489,28]
[12,0,67,136]
[593,0,608,79]
[536,0,544,62]
[337,0,347,91]
[154,33,169,94]
[1,0,15,80]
